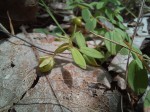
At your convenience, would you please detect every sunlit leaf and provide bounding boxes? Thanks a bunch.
[80,47,104,58]
[75,32,86,48]
[70,47,86,69]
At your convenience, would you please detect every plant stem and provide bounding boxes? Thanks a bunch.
[39,0,67,35]
[124,7,137,18]
[90,31,142,56]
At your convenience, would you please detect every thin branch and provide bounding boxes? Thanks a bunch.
[0,29,71,58]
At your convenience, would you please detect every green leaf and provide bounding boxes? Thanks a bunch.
[144,90,150,108]
[104,30,125,55]
[54,43,69,55]
[119,47,129,55]
[70,47,86,69]
[96,1,105,9]
[80,47,104,59]
[75,32,86,48]
[111,19,117,24]
[128,60,148,95]
[105,31,116,54]
[96,16,108,20]
[82,8,91,22]
[90,2,97,6]
[105,31,118,54]
[110,0,120,5]
[114,30,125,45]
[132,52,143,69]
[116,14,123,22]
[96,28,107,36]
[115,28,126,40]
[115,7,125,13]
[117,22,127,30]
[105,9,114,22]
[132,44,142,55]
[83,54,99,66]
[79,2,94,9]
[85,18,97,31]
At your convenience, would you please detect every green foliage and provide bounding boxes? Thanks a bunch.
[75,32,86,48]
[131,45,143,69]
[104,30,124,55]
[132,53,143,69]
[83,54,99,66]
[127,60,148,95]
[80,47,104,59]
[85,18,97,31]
[75,0,126,30]
[119,48,129,55]
[70,47,86,69]
[116,14,123,22]
[81,8,91,22]
[114,28,127,40]
[96,1,106,9]
[40,0,150,95]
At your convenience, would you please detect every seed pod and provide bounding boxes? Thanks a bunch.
[39,56,55,73]
[71,17,82,27]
